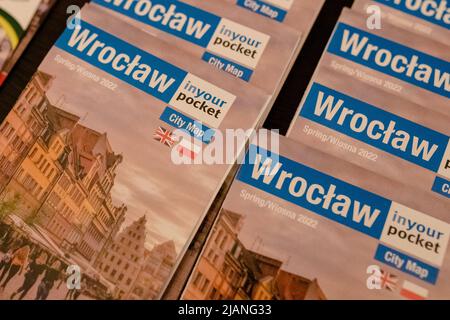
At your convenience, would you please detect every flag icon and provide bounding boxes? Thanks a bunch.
[379,270,398,291]
[176,139,201,160]
[400,281,428,300]
[154,127,178,147]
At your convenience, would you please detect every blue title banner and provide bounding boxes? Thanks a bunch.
[237,145,391,238]
[236,0,288,22]
[375,243,439,284]
[55,20,187,103]
[160,107,216,144]
[300,83,449,172]
[202,52,254,81]
[432,176,450,198]
[374,0,450,30]
[327,23,450,98]
[92,0,221,47]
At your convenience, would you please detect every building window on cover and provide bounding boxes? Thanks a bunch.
[192,272,203,288]
[29,147,37,159]
[0,121,10,134]
[201,278,210,294]
[215,229,224,244]
[220,236,228,250]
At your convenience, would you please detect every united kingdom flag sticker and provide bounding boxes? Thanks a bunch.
[153,127,178,147]
[379,270,398,291]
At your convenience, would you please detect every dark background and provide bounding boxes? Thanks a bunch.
[0,0,354,132]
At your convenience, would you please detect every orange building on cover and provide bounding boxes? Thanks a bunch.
[0,71,127,263]
[0,71,179,299]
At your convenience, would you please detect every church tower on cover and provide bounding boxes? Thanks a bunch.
[98,215,147,299]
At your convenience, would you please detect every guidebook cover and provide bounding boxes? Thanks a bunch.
[182,133,450,300]
[287,65,450,200]
[0,0,56,85]
[0,0,43,84]
[0,5,270,300]
[314,8,449,118]
[91,0,301,117]
[352,0,450,46]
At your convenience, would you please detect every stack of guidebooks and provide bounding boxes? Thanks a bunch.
[180,0,450,300]
[1,0,448,301]
[0,0,324,300]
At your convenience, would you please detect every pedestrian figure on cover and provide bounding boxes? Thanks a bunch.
[0,248,13,275]
[10,251,48,300]
[0,241,31,290]
[35,260,61,300]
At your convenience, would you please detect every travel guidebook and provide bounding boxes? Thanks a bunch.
[182,133,450,300]
[0,5,271,300]
[310,8,449,118]
[287,66,450,200]
[352,0,450,46]
[0,0,50,85]
[90,0,302,118]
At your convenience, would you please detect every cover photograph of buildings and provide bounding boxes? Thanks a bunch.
[0,65,183,300]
